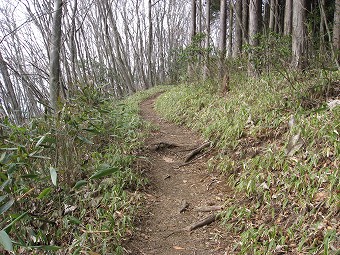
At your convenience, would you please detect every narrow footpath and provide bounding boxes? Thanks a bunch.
[124,95,233,255]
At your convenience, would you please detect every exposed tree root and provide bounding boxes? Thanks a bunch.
[184,142,211,162]
[165,214,221,238]
[188,214,221,231]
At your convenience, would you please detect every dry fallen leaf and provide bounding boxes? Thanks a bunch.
[173,246,185,250]
[314,191,328,202]
[162,156,174,163]
[285,133,304,156]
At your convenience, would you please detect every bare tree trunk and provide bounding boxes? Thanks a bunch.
[292,0,307,69]
[49,0,63,112]
[233,0,243,58]
[228,2,233,58]
[219,0,227,78]
[319,0,326,55]
[70,0,78,85]
[269,0,277,32]
[242,0,249,45]
[148,0,153,88]
[333,0,340,65]
[188,0,197,78]
[204,0,211,79]
[248,0,261,76]
[263,1,270,34]
[284,0,293,35]
[0,51,23,123]
[191,0,197,42]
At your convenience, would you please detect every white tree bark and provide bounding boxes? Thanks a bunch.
[284,0,292,35]
[242,0,249,45]
[292,0,307,69]
[233,0,242,58]
[148,0,153,88]
[248,0,261,76]
[204,0,211,79]
[0,51,23,123]
[49,0,63,112]
[219,0,227,77]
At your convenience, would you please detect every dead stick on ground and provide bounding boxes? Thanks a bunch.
[194,206,223,212]
[176,148,213,169]
[179,200,189,213]
[165,213,221,238]
[188,214,221,231]
[184,142,211,162]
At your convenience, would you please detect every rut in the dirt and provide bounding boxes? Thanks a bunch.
[124,95,233,255]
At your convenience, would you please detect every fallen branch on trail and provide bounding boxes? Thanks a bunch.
[188,214,221,231]
[184,142,211,162]
[152,142,179,151]
[165,213,221,238]
[179,200,189,213]
[194,205,223,212]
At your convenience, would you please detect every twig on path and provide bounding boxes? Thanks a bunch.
[179,200,189,213]
[165,213,221,238]
[188,214,221,231]
[194,206,223,212]
[184,142,211,162]
[175,147,214,168]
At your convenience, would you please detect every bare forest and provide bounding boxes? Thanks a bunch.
[0,0,339,254]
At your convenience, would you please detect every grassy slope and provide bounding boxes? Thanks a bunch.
[0,86,166,254]
[155,71,339,254]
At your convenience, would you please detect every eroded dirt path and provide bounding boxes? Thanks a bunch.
[124,95,232,255]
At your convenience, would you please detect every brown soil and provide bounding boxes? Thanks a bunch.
[124,95,234,255]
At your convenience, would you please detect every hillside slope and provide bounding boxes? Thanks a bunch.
[155,72,340,254]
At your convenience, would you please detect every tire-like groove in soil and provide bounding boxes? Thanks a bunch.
[124,95,232,255]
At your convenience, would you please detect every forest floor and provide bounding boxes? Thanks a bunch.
[124,94,234,255]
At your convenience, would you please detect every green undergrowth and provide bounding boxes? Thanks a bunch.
[0,85,167,254]
[155,71,339,254]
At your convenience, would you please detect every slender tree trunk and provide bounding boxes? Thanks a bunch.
[219,0,227,78]
[233,0,243,57]
[148,0,153,87]
[269,0,277,31]
[0,51,23,123]
[191,0,197,42]
[204,0,211,79]
[49,0,63,112]
[188,0,197,78]
[263,1,270,34]
[248,0,261,76]
[319,0,326,55]
[292,0,307,69]
[242,0,249,45]
[70,0,78,84]
[284,0,293,35]
[228,2,233,58]
[333,0,340,65]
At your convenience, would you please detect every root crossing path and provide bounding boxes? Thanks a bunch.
[125,95,232,255]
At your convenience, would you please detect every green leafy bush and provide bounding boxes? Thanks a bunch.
[0,85,167,254]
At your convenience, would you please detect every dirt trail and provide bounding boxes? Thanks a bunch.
[124,95,232,255]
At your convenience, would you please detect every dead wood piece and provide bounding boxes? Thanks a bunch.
[179,200,189,213]
[153,142,179,151]
[184,142,211,162]
[188,214,221,231]
[194,206,223,212]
